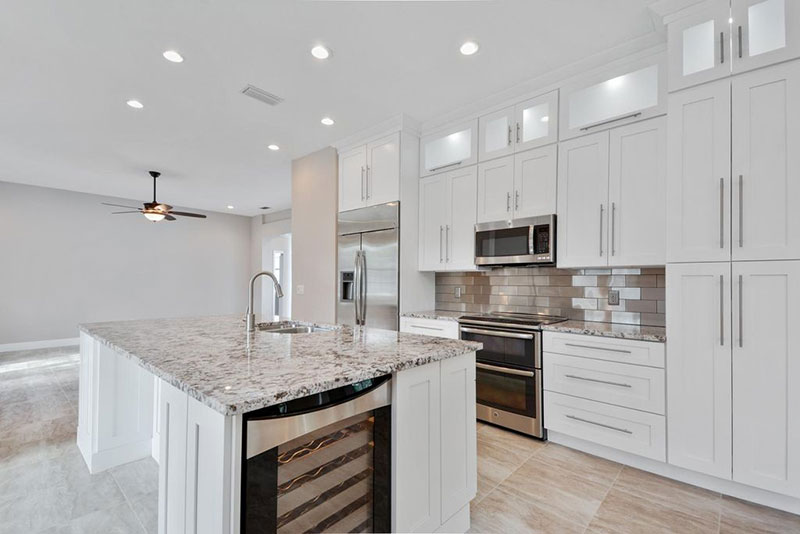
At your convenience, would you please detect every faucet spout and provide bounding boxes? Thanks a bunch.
[246,270,284,332]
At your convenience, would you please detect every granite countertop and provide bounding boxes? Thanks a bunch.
[400,310,463,322]
[79,315,481,416]
[540,320,666,343]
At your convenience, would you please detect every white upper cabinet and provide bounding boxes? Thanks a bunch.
[420,119,478,177]
[339,133,400,212]
[666,263,732,480]
[339,145,368,212]
[732,260,800,498]
[608,117,667,266]
[560,56,666,140]
[732,0,800,74]
[478,107,515,162]
[668,1,731,92]
[418,167,477,272]
[515,91,559,151]
[557,131,610,268]
[732,61,800,261]
[366,133,400,207]
[514,144,557,219]
[666,79,731,263]
[476,155,515,223]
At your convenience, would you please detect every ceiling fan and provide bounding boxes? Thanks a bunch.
[102,171,207,222]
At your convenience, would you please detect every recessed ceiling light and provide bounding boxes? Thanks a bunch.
[729,17,734,23]
[162,50,184,63]
[460,41,480,56]
[321,117,335,126]
[311,45,331,60]
[126,99,144,109]
[227,205,235,210]
[540,116,549,123]
[268,144,280,151]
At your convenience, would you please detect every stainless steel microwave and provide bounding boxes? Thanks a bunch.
[474,215,556,266]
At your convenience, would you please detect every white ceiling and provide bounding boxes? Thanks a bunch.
[0,0,660,216]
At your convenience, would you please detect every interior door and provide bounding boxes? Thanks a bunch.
[666,262,732,480]
[446,166,477,271]
[608,117,666,266]
[666,79,731,263]
[514,90,559,152]
[732,0,800,74]
[514,144,557,219]
[476,155,514,224]
[478,106,515,162]
[732,61,800,261]
[667,1,731,91]
[362,228,399,331]
[339,145,367,212]
[557,131,610,268]
[418,175,447,271]
[337,233,361,327]
[366,133,400,206]
[732,260,800,497]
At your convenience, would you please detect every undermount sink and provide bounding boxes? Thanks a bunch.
[256,321,332,334]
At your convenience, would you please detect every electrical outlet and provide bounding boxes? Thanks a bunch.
[296,284,305,295]
[454,287,462,299]
[608,290,620,306]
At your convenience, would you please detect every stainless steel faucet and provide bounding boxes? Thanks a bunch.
[246,270,284,332]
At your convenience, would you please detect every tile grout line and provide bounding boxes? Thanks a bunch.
[109,469,150,534]
[581,462,625,534]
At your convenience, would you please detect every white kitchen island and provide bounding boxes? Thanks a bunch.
[76,316,479,534]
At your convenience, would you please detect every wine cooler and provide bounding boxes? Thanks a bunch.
[241,376,391,533]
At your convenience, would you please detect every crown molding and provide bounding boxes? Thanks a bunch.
[331,113,421,152]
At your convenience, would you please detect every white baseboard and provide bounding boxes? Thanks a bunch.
[548,430,800,515]
[0,337,80,353]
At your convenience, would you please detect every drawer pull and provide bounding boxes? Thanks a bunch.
[476,362,534,378]
[409,325,444,331]
[566,414,632,434]
[564,342,631,354]
[564,374,632,388]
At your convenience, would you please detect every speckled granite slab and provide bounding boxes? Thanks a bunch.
[541,320,666,343]
[400,310,463,322]
[79,315,481,416]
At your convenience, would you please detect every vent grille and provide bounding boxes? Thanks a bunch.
[241,85,284,106]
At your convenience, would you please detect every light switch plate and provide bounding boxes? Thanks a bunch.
[296,285,305,295]
[454,287,462,299]
[608,290,620,306]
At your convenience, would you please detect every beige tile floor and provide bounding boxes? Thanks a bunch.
[2,347,800,533]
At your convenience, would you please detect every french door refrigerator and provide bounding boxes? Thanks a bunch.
[337,202,399,330]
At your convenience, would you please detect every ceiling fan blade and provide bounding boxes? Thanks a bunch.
[164,214,176,221]
[170,211,207,219]
[110,211,142,214]
[155,203,173,211]
[102,202,142,210]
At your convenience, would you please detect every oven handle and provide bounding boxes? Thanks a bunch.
[476,362,535,377]
[460,327,534,340]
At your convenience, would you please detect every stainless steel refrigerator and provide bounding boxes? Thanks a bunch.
[337,202,399,330]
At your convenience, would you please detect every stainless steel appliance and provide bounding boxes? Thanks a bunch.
[458,312,567,438]
[337,203,399,330]
[242,376,391,533]
[474,214,556,266]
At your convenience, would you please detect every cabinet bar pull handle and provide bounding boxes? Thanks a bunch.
[477,362,534,377]
[579,112,642,132]
[515,190,520,211]
[507,192,511,212]
[564,342,632,354]
[366,165,370,199]
[565,374,632,388]
[507,125,512,146]
[611,202,616,256]
[599,204,604,256]
[439,225,444,263]
[720,274,724,346]
[738,25,743,58]
[720,178,725,249]
[739,274,743,348]
[516,123,521,143]
[409,324,444,331]
[430,161,463,173]
[445,225,450,263]
[566,415,633,434]
[361,166,365,200]
[739,175,743,248]
[461,327,534,340]
[720,31,725,64]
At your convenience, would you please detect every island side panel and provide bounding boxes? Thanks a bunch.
[77,332,154,474]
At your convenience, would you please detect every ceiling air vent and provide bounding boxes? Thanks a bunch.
[241,85,284,106]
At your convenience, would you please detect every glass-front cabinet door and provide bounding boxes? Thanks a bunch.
[732,0,800,74]
[668,1,731,91]
[478,106,515,162]
[514,90,559,151]
[419,119,478,177]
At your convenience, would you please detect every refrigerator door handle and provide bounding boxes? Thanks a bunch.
[353,250,362,325]
[359,251,367,325]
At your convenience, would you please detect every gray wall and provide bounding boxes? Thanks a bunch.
[291,147,338,324]
[0,181,252,344]
[436,266,666,326]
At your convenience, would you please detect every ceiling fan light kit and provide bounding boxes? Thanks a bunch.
[102,171,207,222]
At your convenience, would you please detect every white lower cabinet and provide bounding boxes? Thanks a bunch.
[400,316,459,339]
[667,260,800,497]
[393,352,477,533]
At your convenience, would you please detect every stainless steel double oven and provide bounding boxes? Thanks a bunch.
[459,313,566,438]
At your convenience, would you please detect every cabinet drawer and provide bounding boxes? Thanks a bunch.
[544,353,665,414]
[543,332,664,368]
[544,391,666,461]
[400,317,459,339]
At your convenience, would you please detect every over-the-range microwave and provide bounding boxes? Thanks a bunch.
[474,214,556,266]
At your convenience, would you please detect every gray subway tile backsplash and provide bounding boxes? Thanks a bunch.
[435,266,666,327]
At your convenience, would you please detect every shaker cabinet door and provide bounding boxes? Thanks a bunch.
[514,144,557,219]
[339,145,367,212]
[446,167,478,271]
[366,133,400,207]
[476,155,515,224]
[731,0,800,74]
[418,175,447,271]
